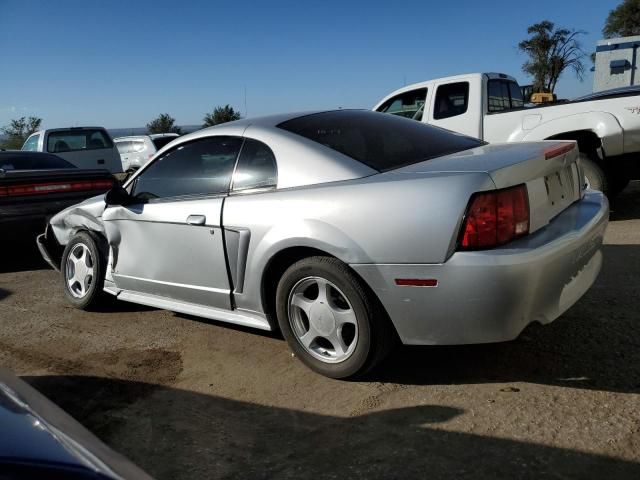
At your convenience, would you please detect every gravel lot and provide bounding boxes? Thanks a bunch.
[1,184,639,479]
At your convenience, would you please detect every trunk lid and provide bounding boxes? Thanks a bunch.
[392,141,583,233]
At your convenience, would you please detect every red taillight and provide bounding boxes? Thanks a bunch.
[459,184,529,250]
[0,179,114,197]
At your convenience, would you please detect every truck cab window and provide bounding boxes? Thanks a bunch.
[377,88,427,121]
[488,79,524,112]
[433,82,469,119]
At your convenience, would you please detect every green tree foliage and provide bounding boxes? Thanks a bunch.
[604,0,640,38]
[202,105,242,128]
[518,21,586,93]
[146,113,182,135]
[1,116,42,149]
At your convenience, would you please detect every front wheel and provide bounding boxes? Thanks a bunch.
[275,256,395,379]
[61,231,106,310]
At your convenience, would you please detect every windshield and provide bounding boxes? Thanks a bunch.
[277,110,483,172]
[47,129,114,154]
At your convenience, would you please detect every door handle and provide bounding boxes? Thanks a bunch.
[186,215,206,225]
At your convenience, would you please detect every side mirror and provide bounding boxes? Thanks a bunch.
[105,185,133,206]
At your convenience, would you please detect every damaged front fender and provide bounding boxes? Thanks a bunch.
[48,194,107,245]
[38,195,108,270]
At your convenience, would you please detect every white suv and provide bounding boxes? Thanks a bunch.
[22,127,123,173]
[114,133,179,171]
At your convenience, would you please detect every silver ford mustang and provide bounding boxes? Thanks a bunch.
[37,110,609,378]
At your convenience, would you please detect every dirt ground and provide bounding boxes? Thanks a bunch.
[1,184,639,479]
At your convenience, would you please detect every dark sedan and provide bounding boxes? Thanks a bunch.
[0,151,115,239]
[0,368,151,479]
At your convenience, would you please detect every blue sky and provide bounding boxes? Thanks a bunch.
[0,0,621,129]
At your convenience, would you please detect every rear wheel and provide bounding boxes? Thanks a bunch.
[275,256,396,379]
[61,231,106,310]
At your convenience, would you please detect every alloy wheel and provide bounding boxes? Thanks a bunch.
[287,276,358,363]
[65,243,94,298]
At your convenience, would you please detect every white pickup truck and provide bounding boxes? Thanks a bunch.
[22,127,123,173]
[374,72,640,196]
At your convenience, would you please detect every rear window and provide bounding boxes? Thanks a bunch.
[47,129,114,153]
[0,152,75,170]
[116,140,146,154]
[277,110,483,172]
[487,79,524,112]
[151,136,177,150]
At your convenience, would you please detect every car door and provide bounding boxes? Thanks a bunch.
[102,136,243,309]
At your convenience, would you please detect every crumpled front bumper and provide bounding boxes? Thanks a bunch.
[36,224,64,271]
[351,190,609,345]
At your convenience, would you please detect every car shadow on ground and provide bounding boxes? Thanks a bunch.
[25,375,640,480]
[0,237,48,273]
[91,297,157,314]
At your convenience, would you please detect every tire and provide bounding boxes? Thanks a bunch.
[607,165,631,198]
[579,152,608,194]
[61,231,106,310]
[275,256,396,379]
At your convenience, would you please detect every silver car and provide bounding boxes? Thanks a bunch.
[37,110,609,378]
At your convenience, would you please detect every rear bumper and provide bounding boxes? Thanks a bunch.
[351,190,609,345]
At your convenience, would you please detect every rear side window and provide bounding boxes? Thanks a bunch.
[47,129,114,153]
[376,88,427,121]
[22,134,40,151]
[433,82,469,119]
[487,80,523,112]
[132,136,242,200]
[232,138,277,191]
[278,111,483,172]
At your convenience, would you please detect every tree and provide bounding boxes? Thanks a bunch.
[518,21,586,94]
[146,113,182,135]
[604,0,640,38]
[1,116,42,149]
[202,105,241,128]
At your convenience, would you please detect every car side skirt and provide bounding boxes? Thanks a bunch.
[110,288,272,331]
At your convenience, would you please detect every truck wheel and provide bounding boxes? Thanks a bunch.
[609,175,630,198]
[275,256,396,379]
[61,231,106,310]
[607,161,631,197]
[579,153,608,194]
